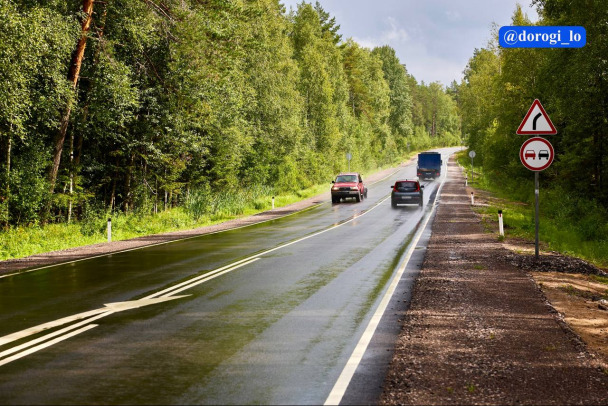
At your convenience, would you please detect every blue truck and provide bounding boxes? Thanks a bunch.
[417,152,443,179]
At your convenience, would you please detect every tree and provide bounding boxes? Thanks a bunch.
[372,45,413,145]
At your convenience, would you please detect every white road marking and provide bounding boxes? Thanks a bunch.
[0,311,112,359]
[0,162,414,367]
[0,308,109,347]
[0,296,188,365]
[142,258,261,300]
[324,165,449,406]
[0,296,188,348]
[103,295,190,311]
[0,324,99,367]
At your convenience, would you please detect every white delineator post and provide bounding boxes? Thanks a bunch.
[470,192,474,205]
[107,218,112,243]
[272,196,275,210]
[465,175,468,187]
[498,210,504,236]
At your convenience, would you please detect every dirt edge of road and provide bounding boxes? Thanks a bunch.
[380,157,607,405]
[0,159,415,276]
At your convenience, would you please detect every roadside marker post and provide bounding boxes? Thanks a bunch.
[470,192,474,205]
[107,218,112,243]
[498,210,504,236]
[272,196,275,210]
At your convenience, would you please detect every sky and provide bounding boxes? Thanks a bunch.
[280,0,539,86]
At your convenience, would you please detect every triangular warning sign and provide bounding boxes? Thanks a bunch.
[516,99,557,135]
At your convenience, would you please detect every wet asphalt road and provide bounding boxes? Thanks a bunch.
[0,148,459,405]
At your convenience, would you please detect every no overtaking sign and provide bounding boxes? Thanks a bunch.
[519,137,554,171]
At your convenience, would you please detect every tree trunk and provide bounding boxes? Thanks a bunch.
[48,0,94,195]
[67,133,74,223]
[1,134,11,227]
[154,177,158,214]
[123,153,135,212]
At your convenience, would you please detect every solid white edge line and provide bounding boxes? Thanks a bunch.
[0,324,99,367]
[324,158,450,406]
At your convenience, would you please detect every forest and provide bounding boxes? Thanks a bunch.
[0,0,461,230]
[457,0,608,246]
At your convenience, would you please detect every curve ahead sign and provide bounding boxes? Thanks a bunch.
[520,137,554,171]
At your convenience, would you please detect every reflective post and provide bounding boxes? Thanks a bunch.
[498,210,504,236]
[470,192,474,205]
[272,196,275,210]
[107,218,112,243]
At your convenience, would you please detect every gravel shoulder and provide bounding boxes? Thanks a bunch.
[380,157,608,405]
[0,162,409,277]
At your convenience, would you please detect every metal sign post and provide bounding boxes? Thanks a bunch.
[520,137,554,261]
[468,150,476,181]
[534,172,540,259]
[346,152,352,172]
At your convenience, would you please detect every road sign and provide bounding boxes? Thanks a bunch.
[520,137,554,171]
[346,152,352,161]
[469,150,476,158]
[516,99,557,135]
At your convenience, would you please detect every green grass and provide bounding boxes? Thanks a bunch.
[456,151,608,268]
[590,275,608,285]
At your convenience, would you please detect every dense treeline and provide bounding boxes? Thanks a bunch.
[458,0,608,241]
[0,0,460,228]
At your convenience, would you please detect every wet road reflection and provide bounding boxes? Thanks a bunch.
[0,148,460,405]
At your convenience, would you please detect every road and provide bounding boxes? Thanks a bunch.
[0,148,460,405]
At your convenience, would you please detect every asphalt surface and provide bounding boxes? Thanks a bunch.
[0,148,460,405]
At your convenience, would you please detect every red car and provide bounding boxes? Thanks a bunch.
[331,172,368,203]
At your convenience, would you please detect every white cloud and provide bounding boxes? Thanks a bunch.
[352,17,410,50]
[385,17,410,43]
[280,0,540,85]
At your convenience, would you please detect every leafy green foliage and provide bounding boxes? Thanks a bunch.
[458,1,608,254]
[0,0,461,241]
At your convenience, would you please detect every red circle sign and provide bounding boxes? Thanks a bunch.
[520,137,554,171]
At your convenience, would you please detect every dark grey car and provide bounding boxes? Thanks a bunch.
[391,180,424,208]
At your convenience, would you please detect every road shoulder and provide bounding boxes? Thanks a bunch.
[380,157,608,404]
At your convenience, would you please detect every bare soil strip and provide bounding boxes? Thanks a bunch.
[380,158,608,405]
